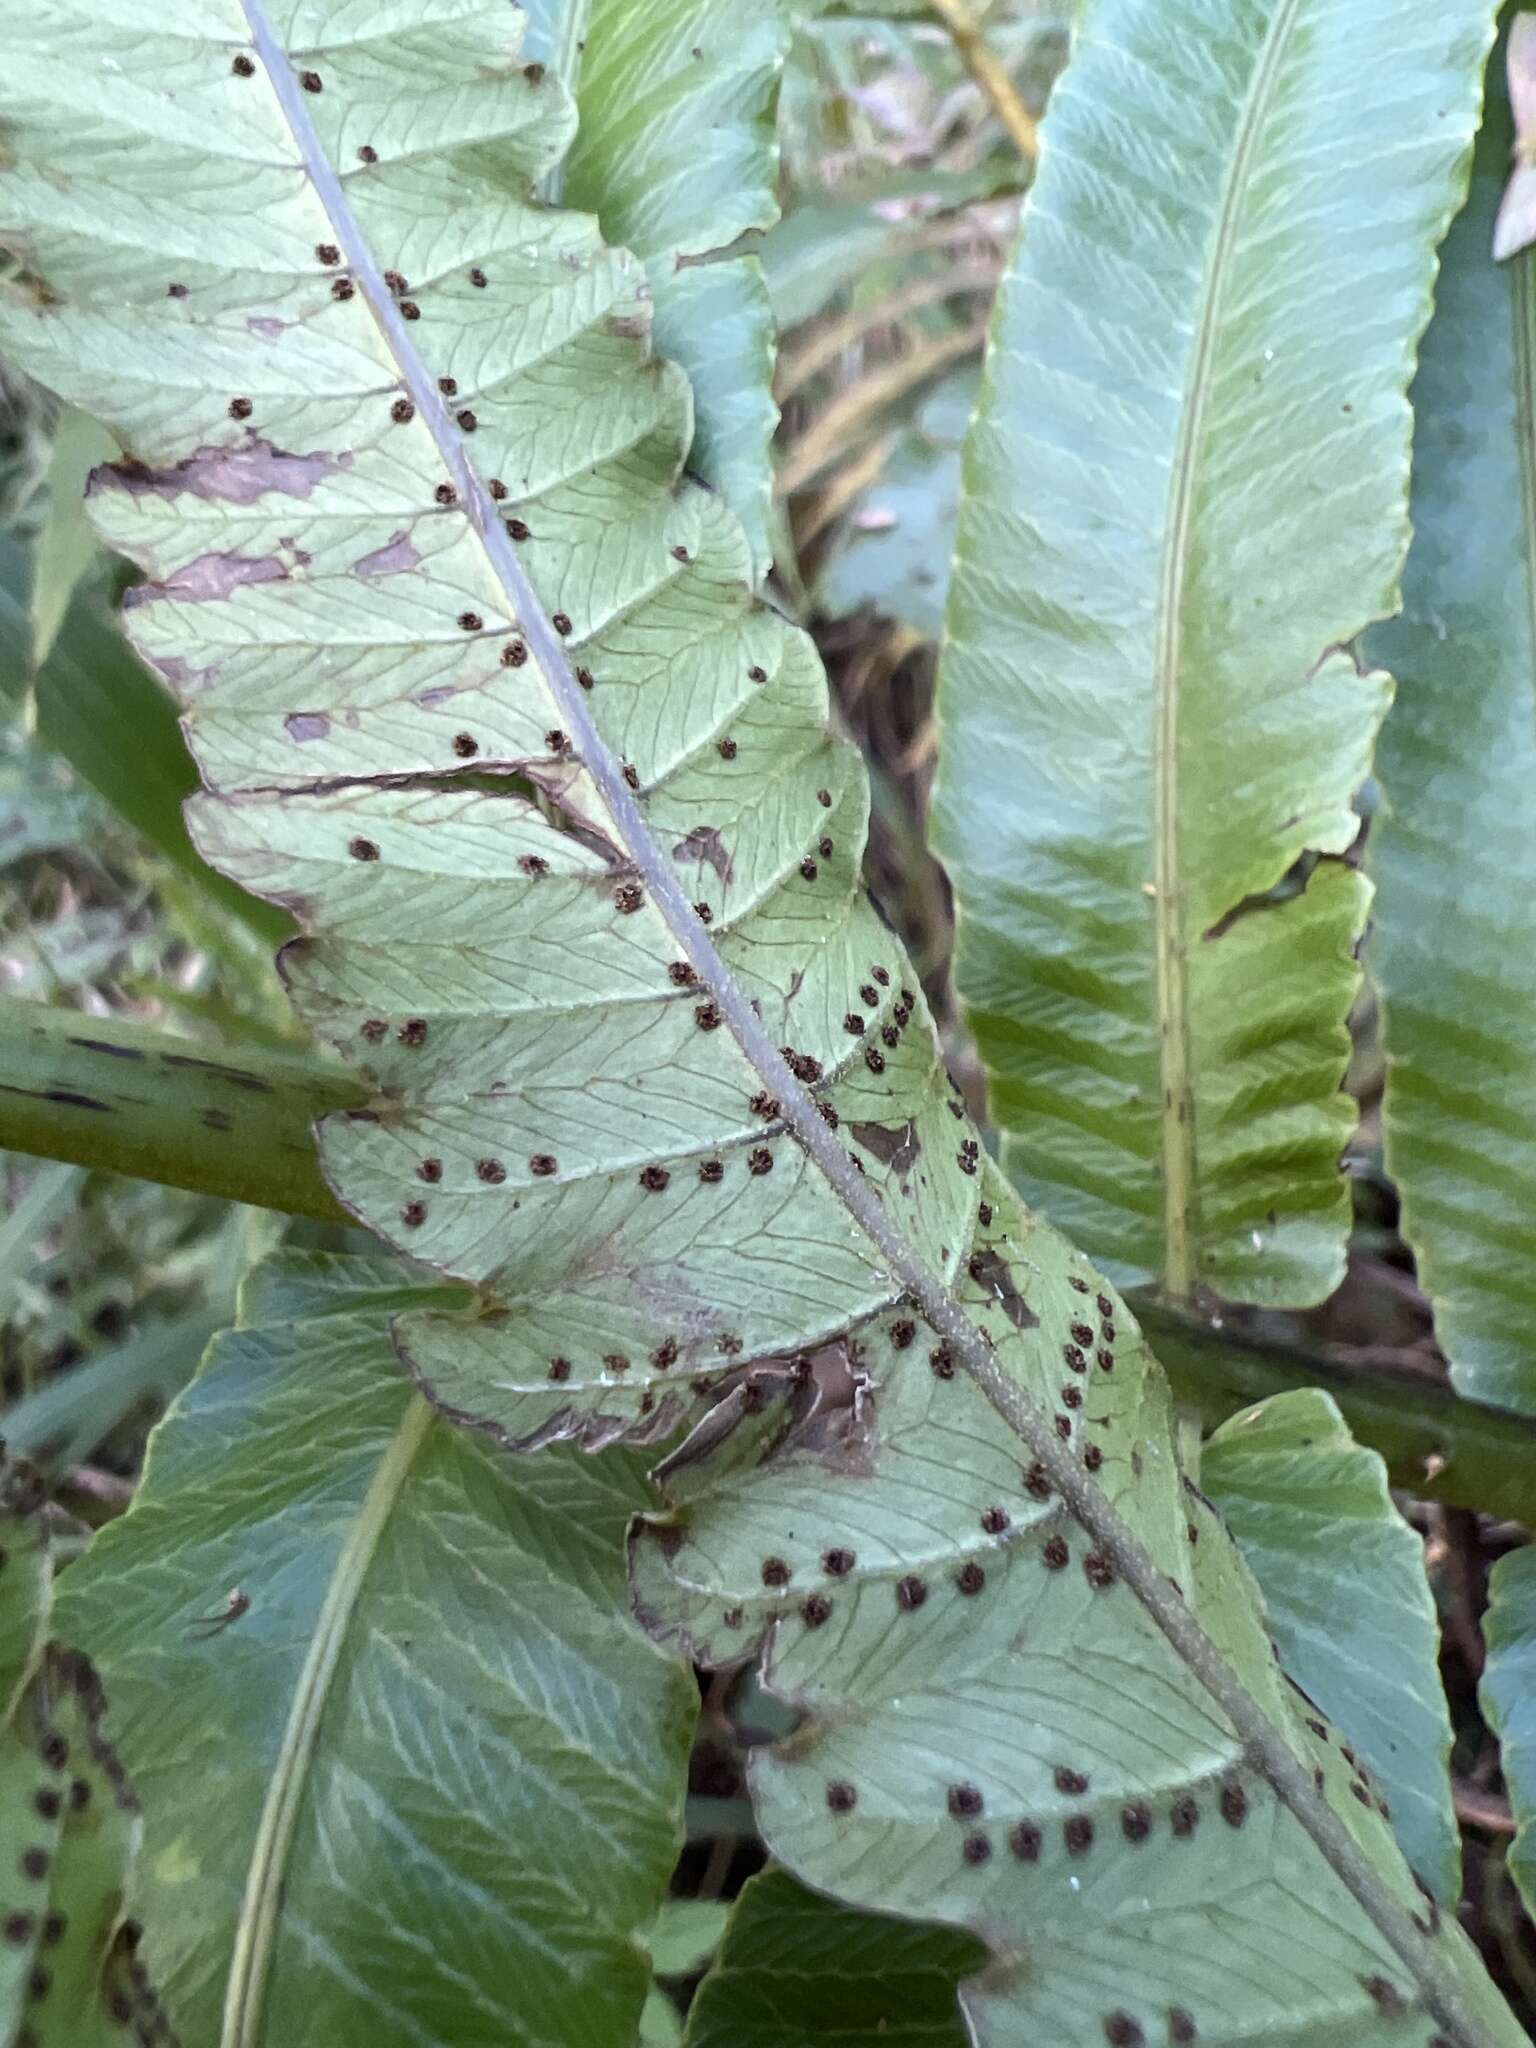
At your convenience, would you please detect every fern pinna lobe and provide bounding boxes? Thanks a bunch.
[0,3,1520,2044]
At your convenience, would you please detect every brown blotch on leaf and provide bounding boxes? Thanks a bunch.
[228,396,253,420]
[519,854,549,878]
[1042,1536,1069,1571]
[614,883,644,915]
[694,901,713,924]
[1220,1781,1248,1828]
[603,1353,630,1374]
[529,1154,558,1177]
[748,664,767,682]
[469,266,488,287]
[1062,1385,1084,1411]
[576,666,594,688]
[1055,1767,1089,1796]
[1121,1802,1151,1842]
[315,242,340,266]
[361,1018,387,1042]
[1083,1443,1104,1472]
[231,53,255,75]
[896,1575,928,1612]
[949,1783,984,1818]
[1009,1820,1042,1862]
[800,1594,831,1628]
[400,1202,426,1227]
[391,399,414,424]
[435,483,457,505]
[956,1562,986,1595]
[300,69,322,91]
[799,858,818,881]
[545,729,570,755]
[416,1159,442,1183]
[552,612,574,636]
[826,1780,856,1813]
[750,1091,780,1120]
[547,1357,571,1382]
[748,1146,773,1176]
[622,763,639,789]
[823,1547,856,1576]
[1360,1978,1406,2019]
[639,1164,670,1192]
[507,517,531,540]
[761,1558,791,1588]
[502,638,528,666]
[457,408,478,432]
[3,1912,34,1944]
[865,1046,886,1075]
[475,1158,506,1184]
[1102,2016,1143,2047]
[398,1017,428,1046]
[717,737,737,759]
[457,610,484,632]
[348,837,380,862]
[668,962,696,987]
[699,1158,724,1182]
[1063,1815,1094,1856]
[889,1319,916,1350]
[453,732,479,758]
[962,1832,991,1865]
[1170,1796,1199,1837]
[1168,2011,1197,2045]
[980,1506,1010,1536]
[929,1344,955,1380]
[358,144,379,162]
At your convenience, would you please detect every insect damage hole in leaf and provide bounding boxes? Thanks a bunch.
[0,5,1522,2047]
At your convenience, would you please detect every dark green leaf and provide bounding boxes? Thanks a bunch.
[1365,26,1536,1415]
[55,1251,695,2048]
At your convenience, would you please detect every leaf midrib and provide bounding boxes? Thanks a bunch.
[220,1390,433,2048]
[1153,0,1304,1297]
[235,9,1499,2039]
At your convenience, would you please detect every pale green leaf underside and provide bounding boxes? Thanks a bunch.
[1480,1545,1536,1917]
[932,0,1486,1303]
[0,9,1521,2046]
[632,1162,1510,2046]
[54,1251,694,2048]
[1202,1390,1459,1903]
[1366,34,1536,1417]
[550,0,792,581]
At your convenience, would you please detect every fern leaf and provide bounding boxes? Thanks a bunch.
[930,0,1485,1305]
[0,7,1522,2045]
[1367,23,1536,1417]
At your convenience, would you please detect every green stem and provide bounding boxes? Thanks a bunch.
[1137,1296,1536,1527]
[0,1000,364,1221]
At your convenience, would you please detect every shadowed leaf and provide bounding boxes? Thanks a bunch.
[1366,26,1536,1417]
